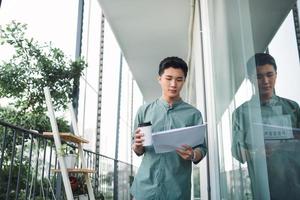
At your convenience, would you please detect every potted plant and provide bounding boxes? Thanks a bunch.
[73,175,89,199]
[59,144,77,169]
[64,149,77,169]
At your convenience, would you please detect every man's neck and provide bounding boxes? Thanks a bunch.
[162,96,181,106]
[260,94,273,103]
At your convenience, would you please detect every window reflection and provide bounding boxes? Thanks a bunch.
[231,53,300,199]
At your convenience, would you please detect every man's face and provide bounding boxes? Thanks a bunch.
[158,67,185,101]
[254,64,277,99]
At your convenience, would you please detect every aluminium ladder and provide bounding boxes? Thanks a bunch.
[43,87,95,200]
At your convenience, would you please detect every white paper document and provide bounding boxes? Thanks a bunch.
[152,124,207,153]
[253,122,295,140]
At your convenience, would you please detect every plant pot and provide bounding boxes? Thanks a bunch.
[78,194,88,200]
[64,154,77,169]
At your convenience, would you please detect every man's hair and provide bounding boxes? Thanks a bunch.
[246,53,277,76]
[158,56,188,78]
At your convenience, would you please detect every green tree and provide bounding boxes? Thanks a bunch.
[0,21,86,199]
[0,21,86,114]
[0,106,69,132]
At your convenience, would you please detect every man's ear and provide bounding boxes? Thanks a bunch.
[157,76,161,82]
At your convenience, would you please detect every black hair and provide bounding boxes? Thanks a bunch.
[246,53,277,76]
[158,56,188,78]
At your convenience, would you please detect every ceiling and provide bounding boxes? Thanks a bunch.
[96,0,296,102]
[250,0,297,52]
[97,0,192,102]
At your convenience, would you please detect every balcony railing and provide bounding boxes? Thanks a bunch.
[0,120,135,200]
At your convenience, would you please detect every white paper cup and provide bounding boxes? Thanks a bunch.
[138,122,152,146]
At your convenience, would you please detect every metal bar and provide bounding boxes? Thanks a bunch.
[114,53,123,200]
[100,156,103,192]
[0,120,45,136]
[293,2,300,61]
[0,126,8,171]
[55,168,62,199]
[129,77,134,200]
[41,140,48,198]
[196,0,210,198]
[15,132,25,200]
[53,143,62,200]
[41,140,47,178]
[5,130,17,200]
[72,0,85,120]
[25,136,34,199]
[75,0,84,59]
[47,142,54,199]
[95,11,106,191]
[32,138,41,200]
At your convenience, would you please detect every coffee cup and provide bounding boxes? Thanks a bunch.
[138,122,152,146]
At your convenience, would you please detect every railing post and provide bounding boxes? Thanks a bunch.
[114,53,123,200]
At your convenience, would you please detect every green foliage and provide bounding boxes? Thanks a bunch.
[0,20,85,199]
[0,163,29,199]
[0,106,69,132]
[0,21,87,113]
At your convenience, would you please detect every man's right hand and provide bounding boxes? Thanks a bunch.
[132,128,145,156]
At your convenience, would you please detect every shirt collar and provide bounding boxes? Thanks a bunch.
[260,94,279,106]
[250,94,279,106]
[159,97,183,109]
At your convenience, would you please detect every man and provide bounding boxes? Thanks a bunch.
[130,56,207,199]
[232,53,300,200]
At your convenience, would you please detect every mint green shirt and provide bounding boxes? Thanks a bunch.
[130,98,206,200]
[232,95,300,199]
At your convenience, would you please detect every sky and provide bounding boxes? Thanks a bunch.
[0,0,77,110]
[0,0,78,59]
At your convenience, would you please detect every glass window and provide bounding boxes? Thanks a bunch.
[203,0,300,199]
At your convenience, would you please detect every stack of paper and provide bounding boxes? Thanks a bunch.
[152,124,207,153]
[253,122,296,140]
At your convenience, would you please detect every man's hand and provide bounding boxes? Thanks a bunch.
[176,144,202,162]
[132,128,145,156]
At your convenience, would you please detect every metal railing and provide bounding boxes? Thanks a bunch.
[0,120,136,200]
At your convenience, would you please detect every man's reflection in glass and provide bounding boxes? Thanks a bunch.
[232,53,300,200]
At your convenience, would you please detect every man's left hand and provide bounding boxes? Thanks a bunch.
[176,144,195,161]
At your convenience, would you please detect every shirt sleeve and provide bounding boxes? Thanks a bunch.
[231,109,247,163]
[131,105,144,145]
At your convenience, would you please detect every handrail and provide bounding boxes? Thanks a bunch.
[0,119,135,200]
[0,119,132,165]
[0,119,46,136]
